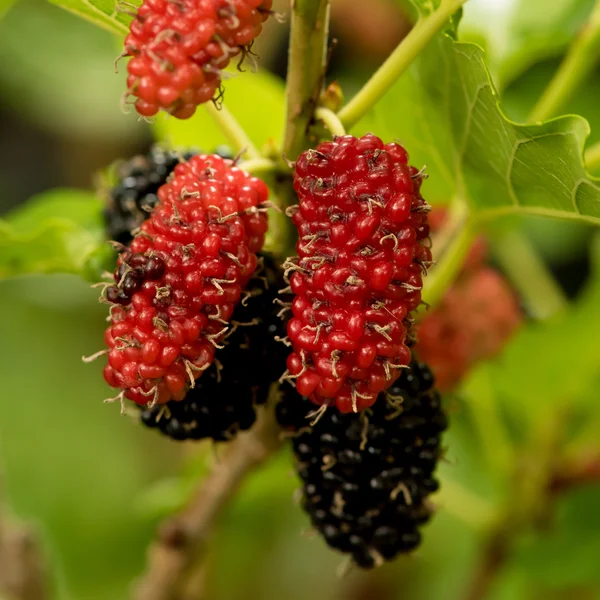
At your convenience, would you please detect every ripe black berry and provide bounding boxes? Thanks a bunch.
[276,359,447,567]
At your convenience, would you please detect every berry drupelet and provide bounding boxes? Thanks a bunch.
[139,254,287,441]
[103,145,233,245]
[276,359,447,568]
[286,133,432,412]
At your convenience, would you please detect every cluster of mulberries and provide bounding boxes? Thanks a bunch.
[416,208,522,392]
[139,254,287,441]
[277,359,447,567]
[123,0,272,118]
[103,146,232,245]
[96,135,448,566]
[101,153,269,405]
[285,134,432,413]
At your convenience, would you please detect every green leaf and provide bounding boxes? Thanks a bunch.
[354,29,600,224]
[503,57,600,149]
[0,189,109,280]
[46,0,138,35]
[460,0,595,88]
[153,70,285,152]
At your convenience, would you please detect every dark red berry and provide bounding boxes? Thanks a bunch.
[145,256,166,280]
[286,134,431,412]
[416,266,522,392]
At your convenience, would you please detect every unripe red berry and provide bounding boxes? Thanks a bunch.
[286,134,432,412]
[123,0,273,118]
[101,154,269,405]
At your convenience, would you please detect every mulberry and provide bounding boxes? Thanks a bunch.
[103,145,233,245]
[276,359,447,567]
[101,153,269,405]
[286,134,431,412]
[123,0,273,119]
[416,267,522,392]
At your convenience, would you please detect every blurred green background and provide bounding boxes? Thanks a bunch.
[1,0,600,599]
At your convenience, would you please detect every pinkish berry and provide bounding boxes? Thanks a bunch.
[416,266,522,392]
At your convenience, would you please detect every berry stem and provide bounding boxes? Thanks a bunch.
[237,157,278,175]
[204,102,261,160]
[528,0,600,123]
[337,0,467,129]
[421,203,476,308]
[314,107,346,138]
[282,0,331,163]
[584,139,600,172]
[491,231,568,320]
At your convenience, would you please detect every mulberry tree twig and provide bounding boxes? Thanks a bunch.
[133,405,283,600]
[282,0,331,163]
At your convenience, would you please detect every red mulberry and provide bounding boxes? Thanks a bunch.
[123,0,272,119]
[103,145,233,245]
[138,253,287,441]
[101,154,269,405]
[285,134,431,413]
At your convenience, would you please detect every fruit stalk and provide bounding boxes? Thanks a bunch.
[282,0,331,163]
[337,0,468,130]
[205,102,261,160]
[421,207,476,308]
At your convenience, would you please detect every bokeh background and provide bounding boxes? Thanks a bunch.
[1,0,599,599]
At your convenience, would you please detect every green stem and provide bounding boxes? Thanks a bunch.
[584,139,600,172]
[314,107,346,138]
[528,0,600,122]
[237,158,278,176]
[337,0,467,129]
[282,0,331,163]
[237,157,291,259]
[421,209,476,308]
[204,102,260,160]
[492,231,568,320]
